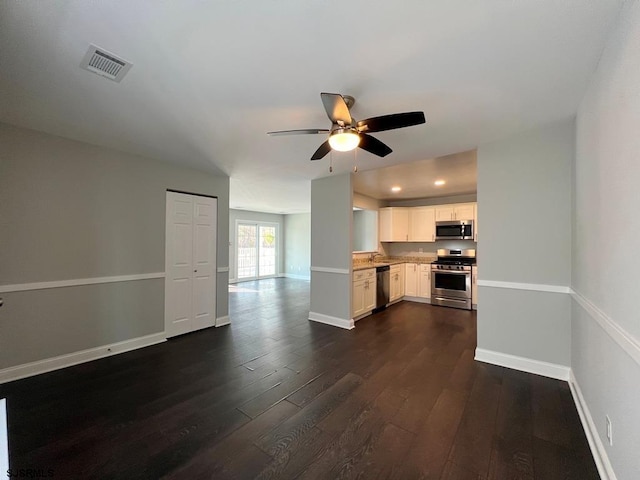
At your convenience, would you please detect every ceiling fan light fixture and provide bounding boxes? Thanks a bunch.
[329,129,360,152]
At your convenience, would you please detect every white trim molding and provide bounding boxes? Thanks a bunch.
[0,333,166,385]
[308,311,354,330]
[571,289,640,368]
[217,267,229,273]
[477,279,570,294]
[215,315,230,327]
[475,348,570,381]
[569,370,617,480]
[0,398,7,475]
[0,272,165,294]
[310,266,350,275]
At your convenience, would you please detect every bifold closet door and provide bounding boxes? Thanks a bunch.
[165,191,217,338]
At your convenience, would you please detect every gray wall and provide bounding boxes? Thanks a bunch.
[310,173,352,322]
[0,122,230,369]
[352,210,377,252]
[228,209,284,282]
[284,213,311,280]
[572,2,640,477]
[477,118,574,366]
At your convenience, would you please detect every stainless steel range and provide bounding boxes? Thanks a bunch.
[431,249,476,310]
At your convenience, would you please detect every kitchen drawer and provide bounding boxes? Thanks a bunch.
[390,264,403,273]
[420,264,431,273]
[353,268,375,282]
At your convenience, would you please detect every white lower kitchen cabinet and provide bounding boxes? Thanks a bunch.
[404,263,418,296]
[472,265,478,309]
[418,264,431,300]
[352,268,376,319]
[389,265,404,303]
[404,263,431,303]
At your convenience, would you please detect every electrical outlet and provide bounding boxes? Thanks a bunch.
[606,415,613,446]
[418,248,423,253]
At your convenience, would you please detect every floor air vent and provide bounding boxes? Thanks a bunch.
[80,44,132,82]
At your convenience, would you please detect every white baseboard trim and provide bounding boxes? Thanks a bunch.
[308,311,354,330]
[215,315,230,327]
[283,273,311,281]
[0,332,166,385]
[477,279,570,294]
[571,289,640,368]
[569,370,617,480]
[474,348,570,381]
[0,272,165,294]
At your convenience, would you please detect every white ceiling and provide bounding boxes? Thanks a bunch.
[0,1,623,214]
[353,149,477,202]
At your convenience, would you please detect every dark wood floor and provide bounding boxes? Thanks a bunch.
[1,278,598,479]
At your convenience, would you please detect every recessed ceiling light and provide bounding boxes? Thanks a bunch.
[391,186,402,192]
[434,180,446,186]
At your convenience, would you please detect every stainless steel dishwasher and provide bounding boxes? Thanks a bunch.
[374,265,390,312]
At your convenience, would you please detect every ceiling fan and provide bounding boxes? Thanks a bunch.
[267,93,426,161]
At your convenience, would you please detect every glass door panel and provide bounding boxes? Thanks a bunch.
[258,225,276,277]
[237,224,257,279]
[236,222,278,280]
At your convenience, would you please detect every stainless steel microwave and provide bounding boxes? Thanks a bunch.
[435,220,474,240]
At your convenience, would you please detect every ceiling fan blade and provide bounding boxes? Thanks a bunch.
[357,111,426,133]
[358,133,392,157]
[311,140,332,160]
[267,129,330,136]
[321,92,352,126]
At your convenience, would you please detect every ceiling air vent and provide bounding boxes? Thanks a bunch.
[80,44,132,82]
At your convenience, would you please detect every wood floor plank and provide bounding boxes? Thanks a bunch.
[531,375,573,448]
[487,369,535,480]
[254,372,363,457]
[446,362,503,478]
[390,387,467,480]
[164,400,300,479]
[0,278,598,479]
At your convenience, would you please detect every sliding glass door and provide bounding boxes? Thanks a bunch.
[236,222,277,280]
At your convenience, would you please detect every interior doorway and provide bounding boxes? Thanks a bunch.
[236,222,278,281]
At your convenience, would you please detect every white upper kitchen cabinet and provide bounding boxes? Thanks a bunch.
[409,206,435,242]
[379,207,410,242]
[455,203,475,222]
[435,203,476,222]
[435,205,455,222]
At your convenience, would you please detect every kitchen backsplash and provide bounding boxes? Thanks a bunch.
[383,240,477,257]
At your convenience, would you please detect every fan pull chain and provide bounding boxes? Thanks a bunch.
[329,150,333,173]
[353,148,358,173]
